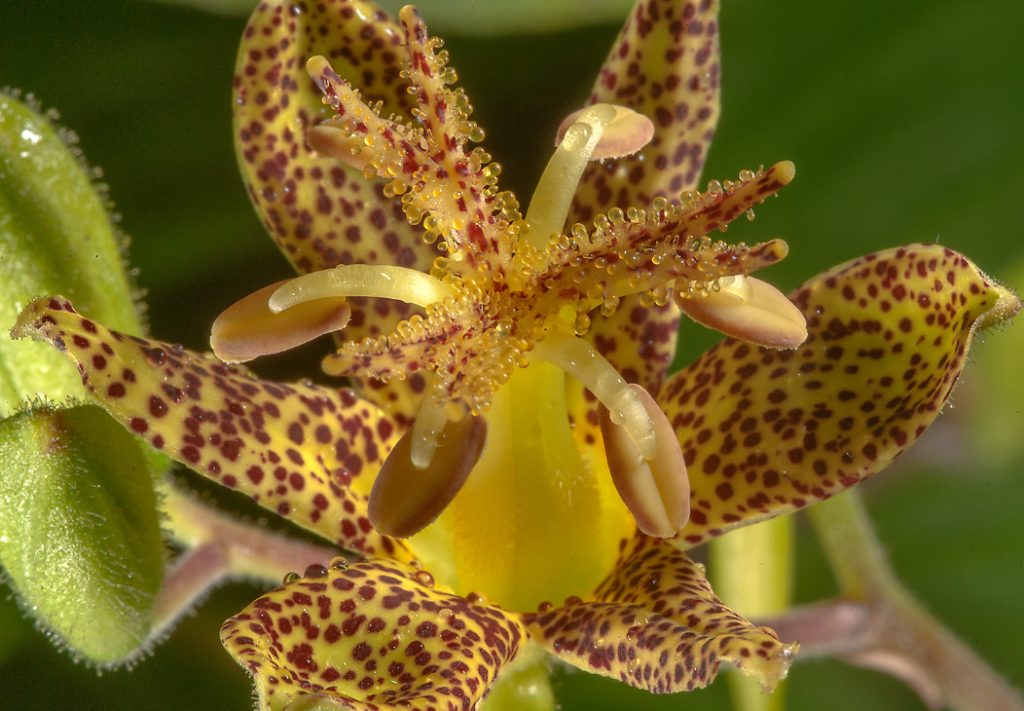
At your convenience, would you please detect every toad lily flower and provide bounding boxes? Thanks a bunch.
[12,0,1020,709]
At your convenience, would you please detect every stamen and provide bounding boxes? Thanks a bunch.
[268,264,455,314]
[674,275,808,349]
[369,414,488,538]
[523,103,618,251]
[715,274,755,302]
[532,329,657,460]
[410,390,451,470]
[210,280,350,363]
[600,384,689,538]
[554,104,654,160]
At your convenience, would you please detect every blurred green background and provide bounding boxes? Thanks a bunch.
[2,0,1023,709]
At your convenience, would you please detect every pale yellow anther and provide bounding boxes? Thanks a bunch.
[675,275,808,349]
[600,384,690,538]
[307,122,375,171]
[268,264,455,314]
[532,329,657,460]
[210,280,350,363]
[369,415,488,538]
[555,104,655,160]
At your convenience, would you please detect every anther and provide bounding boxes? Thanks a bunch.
[554,104,654,160]
[521,103,620,253]
[368,414,488,538]
[210,280,350,363]
[600,384,690,538]
[409,390,451,470]
[674,275,808,349]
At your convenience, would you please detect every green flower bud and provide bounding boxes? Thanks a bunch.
[0,403,165,665]
[0,91,142,415]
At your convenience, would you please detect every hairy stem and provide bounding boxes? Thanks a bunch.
[150,480,339,635]
[793,491,1024,711]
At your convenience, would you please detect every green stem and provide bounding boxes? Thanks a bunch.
[711,514,794,711]
[807,489,896,599]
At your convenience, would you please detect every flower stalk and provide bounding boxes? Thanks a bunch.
[761,491,1024,711]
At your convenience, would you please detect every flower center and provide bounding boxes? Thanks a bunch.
[408,359,634,611]
[213,34,807,611]
[235,101,687,557]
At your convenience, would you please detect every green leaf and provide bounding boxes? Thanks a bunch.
[0,92,143,416]
[0,403,164,665]
[137,0,637,32]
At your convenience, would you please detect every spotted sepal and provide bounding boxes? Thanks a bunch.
[12,296,414,562]
[522,534,795,694]
[235,0,429,272]
[234,0,437,423]
[659,245,1022,547]
[220,558,526,711]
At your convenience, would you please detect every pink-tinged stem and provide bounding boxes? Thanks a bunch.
[151,480,339,634]
[764,491,1024,711]
[151,542,228,637]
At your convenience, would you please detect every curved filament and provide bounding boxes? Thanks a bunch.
[269,264,455,314]
[532,328,656,460]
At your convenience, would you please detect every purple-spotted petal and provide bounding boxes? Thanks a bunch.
[235,0,440,421]
[221,558,526,710]
[571,0,722,218]
[565,0,723,433]
[13,296,413,562]
[523,534,795,693]
[659,245,1021,547]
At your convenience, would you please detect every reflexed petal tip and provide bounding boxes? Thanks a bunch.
[369,415,488,538]
[600,384,689,538]
[675,274,808,349]
[14,295,410,561]
[555,104,655,160]
[211,280,350,363]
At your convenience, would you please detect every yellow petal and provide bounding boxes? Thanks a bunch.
[660,245,1021,548]
[14,296,412,562]
[524,534,796,693]
[221,558,526,710]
